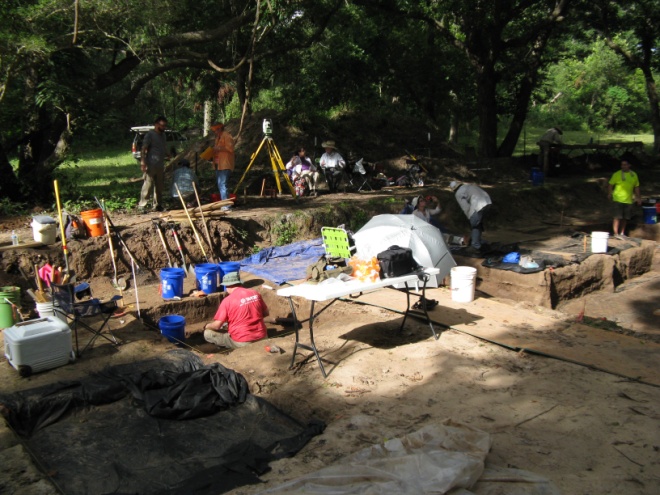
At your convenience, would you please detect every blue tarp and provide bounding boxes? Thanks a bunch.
[239,238,325,285]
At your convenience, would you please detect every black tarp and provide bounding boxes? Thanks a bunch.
[0,350,325,494]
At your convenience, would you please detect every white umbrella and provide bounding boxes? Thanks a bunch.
[352,214,456,287]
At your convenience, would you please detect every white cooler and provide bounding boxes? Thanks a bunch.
[4,317,74,376]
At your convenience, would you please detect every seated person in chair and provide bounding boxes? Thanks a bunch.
[319,140,345,193]
[291,147,319,196]
[203,272,269,349]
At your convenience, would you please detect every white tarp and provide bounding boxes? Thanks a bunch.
[352,214,456,288]
[258,420,561,495]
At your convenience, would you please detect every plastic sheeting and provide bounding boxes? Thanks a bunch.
[0,350,325,495]
[258,420,560,495]
[240,238,325,285]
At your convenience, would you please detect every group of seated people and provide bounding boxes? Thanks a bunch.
[285,140,348,196]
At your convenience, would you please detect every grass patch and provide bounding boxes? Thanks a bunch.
[55,145,141,212]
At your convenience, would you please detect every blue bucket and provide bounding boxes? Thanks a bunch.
[642,206,657,224]
[195,263,219,294]
[160,267,185,299]
[531,168,544,186]
[158,315,186,344]
[218,261,241,290]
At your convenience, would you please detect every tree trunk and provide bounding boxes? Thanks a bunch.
[499,71,539,157]
[476,68,498,157]
[640,66,660,156]
[0,143,24,202]
[204,100,212,136]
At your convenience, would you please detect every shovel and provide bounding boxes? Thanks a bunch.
[175,184,210,263]
[105,216,127,291]
[169,223,194,277]
[153,219,174,267]
[192,182,218,262]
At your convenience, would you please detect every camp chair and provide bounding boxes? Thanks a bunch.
[345,159,374,192]
[51,283,122,357]
[321,226,356,259]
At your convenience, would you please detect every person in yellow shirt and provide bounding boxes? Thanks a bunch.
[211,122,235,211]
[608,159,641,236]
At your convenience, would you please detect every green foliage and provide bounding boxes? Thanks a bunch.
[273,220,298,246]
[0,198,28,216]
[347,209,368,232]
[532,38,651,133]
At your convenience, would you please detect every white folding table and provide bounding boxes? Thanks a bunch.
[277,268,440,377]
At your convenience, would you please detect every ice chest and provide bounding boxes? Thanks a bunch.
[4,317,74,376]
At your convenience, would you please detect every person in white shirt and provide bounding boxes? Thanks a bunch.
[319,140,345,193]
[450,181,492,253]
[412,195,441,226]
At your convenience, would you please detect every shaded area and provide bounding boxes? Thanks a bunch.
[0,350,325,495]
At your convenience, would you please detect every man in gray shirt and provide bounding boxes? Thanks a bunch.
[139,116,169,211]
[450,181,492,254]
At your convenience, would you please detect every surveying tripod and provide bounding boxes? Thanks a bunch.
[233,128,297,199]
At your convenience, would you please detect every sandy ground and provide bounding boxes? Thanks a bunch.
[1,250,659,494]
[1,168,659,493]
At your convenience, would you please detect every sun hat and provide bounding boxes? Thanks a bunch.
[221,271,242,286]
[321,140,336,149]
[449,181,459,191]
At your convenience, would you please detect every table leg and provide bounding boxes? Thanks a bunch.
[399,275,439,340]
[288,297,333,377]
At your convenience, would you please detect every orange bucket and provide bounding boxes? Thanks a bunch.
[80,209,105,237]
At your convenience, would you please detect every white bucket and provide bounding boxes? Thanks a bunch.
[31,216,57,245]
[36,300,55,318]
[591,231,609,254]
[450,266,477,303]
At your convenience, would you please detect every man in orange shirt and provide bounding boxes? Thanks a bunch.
[211,122,235,211]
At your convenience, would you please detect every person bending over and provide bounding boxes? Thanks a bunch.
[203,272,269,349]
[450,181,492,254]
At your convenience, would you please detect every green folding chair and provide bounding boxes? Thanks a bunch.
[321,226,356,259]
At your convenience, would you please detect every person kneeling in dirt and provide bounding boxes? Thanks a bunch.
[450,181,492,254]
[203,272,270,349]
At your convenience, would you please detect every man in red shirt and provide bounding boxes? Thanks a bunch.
[203,272,269,349]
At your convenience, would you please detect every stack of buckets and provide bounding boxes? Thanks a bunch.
[80,208,106,237]
[159,261,242,299]
[642,199,658,225]
[160,267,186,299]
[0,286,21,329]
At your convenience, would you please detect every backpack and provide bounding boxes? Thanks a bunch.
[306,256,352,283]
[61,211,88,240]
[377,245,419,278]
